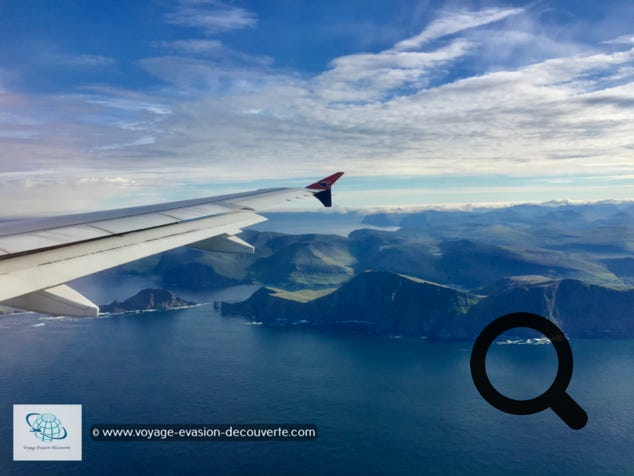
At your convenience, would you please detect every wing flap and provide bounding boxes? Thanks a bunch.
[189,233,255,254]
[2,284,99,317]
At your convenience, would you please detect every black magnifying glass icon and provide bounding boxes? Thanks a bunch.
[470,312,588,430]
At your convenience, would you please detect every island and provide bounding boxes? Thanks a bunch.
[100,288,196,314]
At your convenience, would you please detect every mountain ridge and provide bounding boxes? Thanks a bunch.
[221,271,634,340]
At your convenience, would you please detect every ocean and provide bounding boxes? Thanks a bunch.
[1,286,633,475]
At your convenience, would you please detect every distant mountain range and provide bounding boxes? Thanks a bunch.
[103,201,634,293]
[90,201,634,338]
[221,271,634,340]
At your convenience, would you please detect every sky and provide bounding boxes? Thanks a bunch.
[1,0,634,215]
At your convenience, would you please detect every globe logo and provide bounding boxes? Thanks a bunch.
[26,413,68,443]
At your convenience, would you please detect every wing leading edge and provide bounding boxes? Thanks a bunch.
[0,172,344,317]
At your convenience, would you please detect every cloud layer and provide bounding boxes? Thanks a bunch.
[1,3,634,213]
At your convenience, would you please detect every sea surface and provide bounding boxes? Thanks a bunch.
[1,286,633,475]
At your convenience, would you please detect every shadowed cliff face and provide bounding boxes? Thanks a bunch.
[222,272,634,340]
[468,279,634,338]
[223,271,483,340]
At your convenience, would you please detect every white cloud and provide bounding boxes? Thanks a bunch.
[314,39,471,101]
[83,95,172,115]
[309,8,523,103]
[393,7,524,50]
[151,39,273,65]
[93,136,156,151]
[0,87,171,181]
[0,171,145,217]
[56,54,115,67]
[140,56,281,96]
[602,34,634,45]
[76,176,138,185]
[165,0,256,35]
[154,39,225,55]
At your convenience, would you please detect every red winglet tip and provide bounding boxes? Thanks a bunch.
[306,172,344,190]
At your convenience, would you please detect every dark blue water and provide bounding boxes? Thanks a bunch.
[1,287,633,475]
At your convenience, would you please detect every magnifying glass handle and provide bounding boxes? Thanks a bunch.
[550,392,588,430]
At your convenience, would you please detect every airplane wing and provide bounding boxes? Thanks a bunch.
[0,172,344,317]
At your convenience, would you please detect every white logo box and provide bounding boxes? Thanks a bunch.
[13,404,82,461]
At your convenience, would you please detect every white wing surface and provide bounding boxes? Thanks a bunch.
[0,172,344,316]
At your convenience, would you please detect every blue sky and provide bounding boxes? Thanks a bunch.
[1,0,634,214]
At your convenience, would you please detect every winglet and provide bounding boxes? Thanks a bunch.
[306,172,344,207]
[306,172,345,191]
